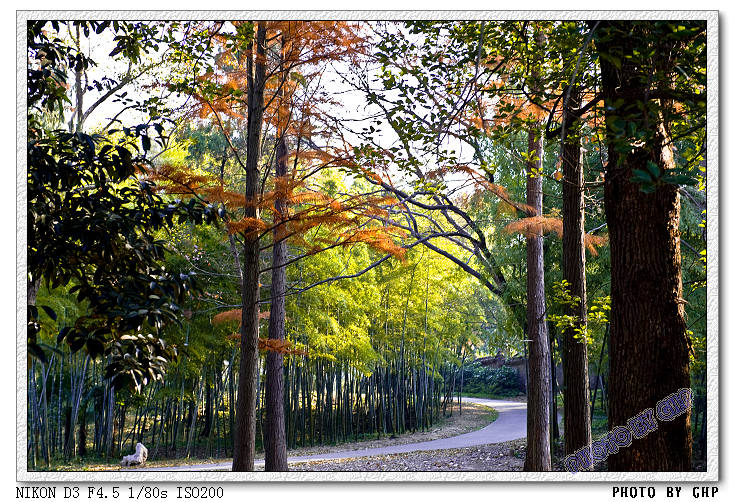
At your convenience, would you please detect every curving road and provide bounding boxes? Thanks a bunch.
[139,398,528,471]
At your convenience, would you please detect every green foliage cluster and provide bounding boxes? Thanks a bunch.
[27,21,219,390]
[462,364,524,397]
[547,280,610,344]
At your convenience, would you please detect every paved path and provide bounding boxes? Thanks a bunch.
[139,398,528,471]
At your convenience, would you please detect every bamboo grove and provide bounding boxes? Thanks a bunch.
[28,241,489,467]
[26,19,708,472]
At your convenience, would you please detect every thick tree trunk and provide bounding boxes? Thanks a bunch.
[561,85,592,456]
[232,23,267,472]
[597,21,692,471]
[523,124,552,472]
[264,134,289,471]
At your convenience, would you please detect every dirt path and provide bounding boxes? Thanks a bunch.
[139,397,527,472]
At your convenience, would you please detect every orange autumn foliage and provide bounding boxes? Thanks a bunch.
[503,216,608,256]
[148,163,216,194]
[215,309,306,355]
[194,21,367,138]
[335,228,408,261]
[504,216,564,239]
[151,22,411,273]
[583,233,609,257]
[223,334,307,356]
[212,309,271,325]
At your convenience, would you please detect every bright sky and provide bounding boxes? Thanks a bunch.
[60,20,480,198]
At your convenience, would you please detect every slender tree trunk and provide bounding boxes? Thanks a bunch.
[227,350,234,457]
[29,364,37,469]
[523,121,552,472]
[39,360,51,466]
[201,369,212,438]
[78,397,88,457]
[264,128,289,471]
[232,22,267,473]
[561,84,592,456]
[549,327,560,443]
[57,356,64,455]
[105,386,115,457]
[597,21,692,471]
[64,354,89,460]
[590,323,608,420]
[70,23,84,133]
[186,377,203,458]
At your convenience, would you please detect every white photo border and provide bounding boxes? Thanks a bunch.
[17,9,719,483]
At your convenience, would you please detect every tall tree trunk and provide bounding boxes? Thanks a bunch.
[523,123,552,471]
[523,28,551,472]
[597,21,692,471]
[264,129,289,471]
[233,22,267,472]
[561,84,592,456]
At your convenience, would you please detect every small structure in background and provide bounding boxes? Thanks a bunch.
[120,443,148,467]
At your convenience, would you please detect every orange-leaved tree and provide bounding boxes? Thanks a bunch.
[150,20,408,471]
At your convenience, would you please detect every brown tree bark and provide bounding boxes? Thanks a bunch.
[523,123,552,472]
[232,22,267,472]
[523,27,552,472]
[264,134,289,471]
[561,85,592,456]
[597,21,692,471]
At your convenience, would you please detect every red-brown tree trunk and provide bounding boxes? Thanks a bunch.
[597,21,692,471]
[523,27,552,472]
[264,135,289,471]
[523,124,552,472]
[561,86,592,456]
[232,23,267,472]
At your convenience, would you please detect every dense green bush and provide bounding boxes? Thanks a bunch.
[461,364,524,397]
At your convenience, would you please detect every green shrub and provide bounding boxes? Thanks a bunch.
[461,364,524,397]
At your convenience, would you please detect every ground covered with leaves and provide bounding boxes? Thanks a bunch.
[290,438,527,472]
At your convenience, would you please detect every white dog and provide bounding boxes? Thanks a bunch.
[120,442,148,467]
